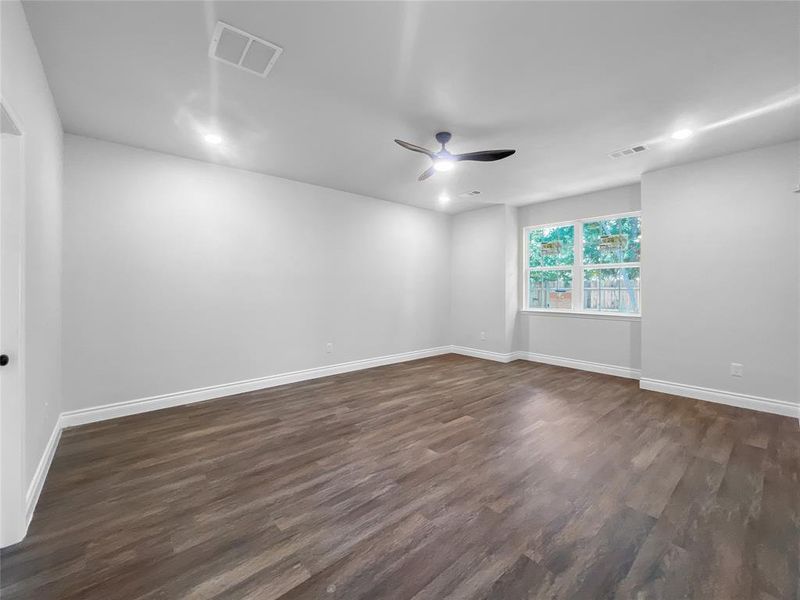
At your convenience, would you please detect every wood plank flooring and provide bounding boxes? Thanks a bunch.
[2,354,798,599]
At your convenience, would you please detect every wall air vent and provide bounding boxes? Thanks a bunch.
[209,22,283,78]
[608,144,648,159]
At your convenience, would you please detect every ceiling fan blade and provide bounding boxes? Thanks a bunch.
[418,166,435,181]
[453,149,516,162]
[395,139,435,157]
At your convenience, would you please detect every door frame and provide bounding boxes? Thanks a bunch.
[1,95,27,547]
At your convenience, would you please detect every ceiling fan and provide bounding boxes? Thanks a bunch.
[394,132,515,181]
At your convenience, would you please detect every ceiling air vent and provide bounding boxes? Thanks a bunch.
[458,190,482,198]
[608,144,648,159]
[209,22,283,78]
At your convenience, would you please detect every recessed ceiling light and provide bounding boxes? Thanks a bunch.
[438,193,450,203]
[671,129,693,140]
[433,158,454,172]
[204,133,223,145]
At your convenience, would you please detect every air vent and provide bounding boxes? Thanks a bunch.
[209,22,282,78]
[458,190,482,198]
[609,144,648,159]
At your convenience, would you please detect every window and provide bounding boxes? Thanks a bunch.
[524,213,641,315]
[527,224,574,309]
[582,215,641,314]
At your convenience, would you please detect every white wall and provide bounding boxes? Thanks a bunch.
[1,1,63,493]
[61,135,799,421]
[450,204,517,355]
[516,184,642,373]
[641,142,799,407]
[62,135,451,412]
[517,184,640,226]
[503,205,519,353]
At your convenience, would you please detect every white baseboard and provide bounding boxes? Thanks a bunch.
[19,348,799,545]
[449,346,641,379]
[26,418,61,527]
[640,378,800,419]
[60,346,452,428]
[450,345,516,363]
[451,348,797,419]
[514,351,641,380]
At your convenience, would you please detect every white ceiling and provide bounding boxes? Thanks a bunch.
[23,1,800,213]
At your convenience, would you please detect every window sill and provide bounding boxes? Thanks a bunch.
[519,309,641,322]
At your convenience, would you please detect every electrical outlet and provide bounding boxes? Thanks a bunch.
[480,331,486,341]
[730,362,743,377]
[325,342,333,354]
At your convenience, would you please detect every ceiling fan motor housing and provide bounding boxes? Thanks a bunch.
[435,131,452,145]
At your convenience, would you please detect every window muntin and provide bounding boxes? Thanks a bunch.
[524,213,641,315]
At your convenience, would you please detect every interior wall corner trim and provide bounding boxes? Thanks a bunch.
[449,346,516,363]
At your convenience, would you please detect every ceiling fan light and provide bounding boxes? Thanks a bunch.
[433,159,454,172]
[671,128,693,140]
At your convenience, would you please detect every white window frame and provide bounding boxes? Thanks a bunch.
[522,211,641,318]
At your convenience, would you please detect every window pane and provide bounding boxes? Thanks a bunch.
[529,270,573,309]
[528,225,574,268]
[583,267,640,313]
[583,216,641,264]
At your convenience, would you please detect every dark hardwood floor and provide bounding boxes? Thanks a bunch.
[2,354,798,599]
